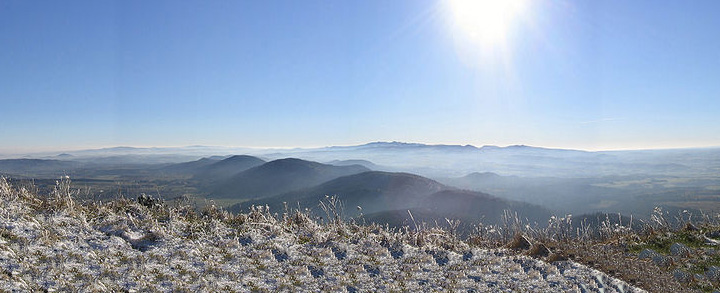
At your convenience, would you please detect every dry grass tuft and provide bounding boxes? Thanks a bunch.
[2,177,716,291]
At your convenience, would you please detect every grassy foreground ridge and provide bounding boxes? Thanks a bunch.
[1,177,719,292]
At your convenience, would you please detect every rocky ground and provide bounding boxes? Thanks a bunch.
[0,177,652,292]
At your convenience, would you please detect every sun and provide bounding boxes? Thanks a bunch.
[447,0,527,49]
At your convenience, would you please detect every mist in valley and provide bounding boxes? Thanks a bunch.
[2,142,719,231]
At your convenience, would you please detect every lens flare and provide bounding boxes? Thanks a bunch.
[447,0,527,48]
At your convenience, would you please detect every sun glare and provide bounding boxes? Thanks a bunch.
[447,0,527,48]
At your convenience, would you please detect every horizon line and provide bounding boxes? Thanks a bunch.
[2,141,720,156]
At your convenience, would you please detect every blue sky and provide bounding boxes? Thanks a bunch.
[1,0,719,153]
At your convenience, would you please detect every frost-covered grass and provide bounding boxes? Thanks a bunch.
[0,177,644,292]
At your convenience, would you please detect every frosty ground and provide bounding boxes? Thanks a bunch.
[0,178,643,292]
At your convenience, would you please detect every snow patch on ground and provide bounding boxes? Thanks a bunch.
[0,183,646,292]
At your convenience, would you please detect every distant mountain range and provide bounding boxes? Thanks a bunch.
[10,141,720,178]
[15,141,582,159]
[4,140,720,179]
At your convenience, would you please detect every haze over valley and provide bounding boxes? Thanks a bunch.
[3,142,718,230]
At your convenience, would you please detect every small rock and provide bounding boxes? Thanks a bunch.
[427,250,449,266]
[137,194,162,208]
[332,247,347,260]
[528,243,551,258]
[238,236,253,246]
[638,249,658,259]
[546,253,567,263]
[670,243,691,257]
[364,264,381,276]
[462,251,473,261]
[506,234,532,250]
[705,266,720,282]
[652,255,672,267]
[307,265,324,278]
[389,247,404,259]
[672,269,693,283]
[704,247,717,254]
[467,275,483,282]
[272,250,289,262]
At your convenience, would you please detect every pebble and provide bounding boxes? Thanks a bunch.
[669,243,690,257]
[705,266,720,283]
[638,249,657,259]
[672,269,693,283]
[652,255,672,268]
